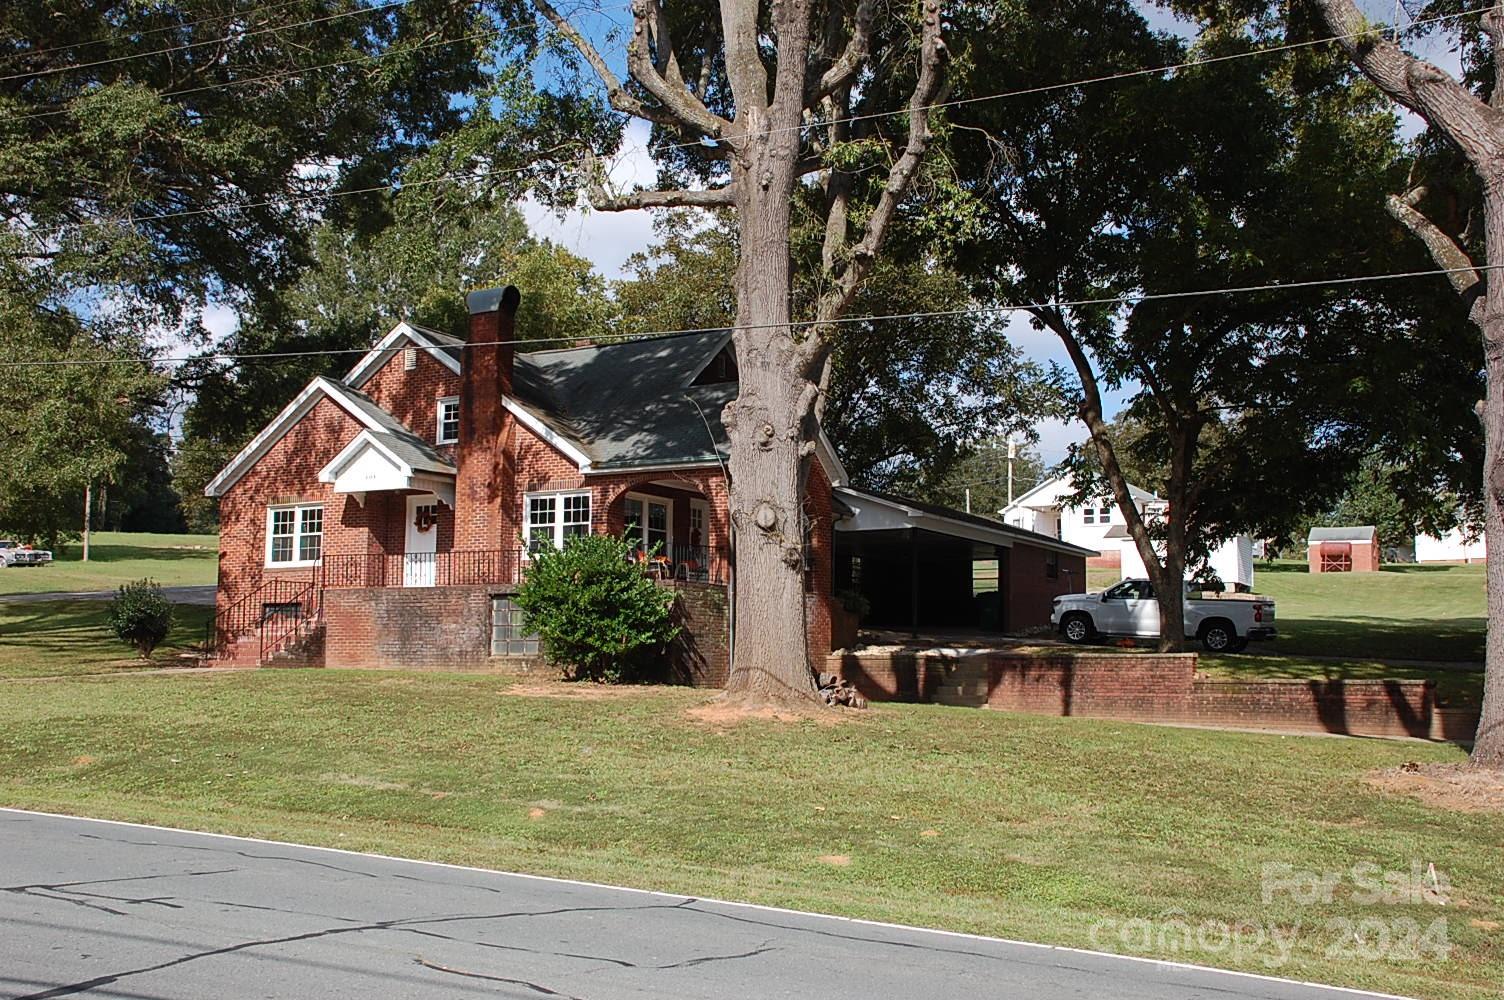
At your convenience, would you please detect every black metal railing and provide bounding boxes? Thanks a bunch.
[258,583,315,663]
[207,576,318,656]
[319,549,527,589]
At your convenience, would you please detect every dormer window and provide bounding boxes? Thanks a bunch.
[690,344,739,386]
[437,396,460,444]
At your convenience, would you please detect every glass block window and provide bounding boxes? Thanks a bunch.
[491,597,540,656]
[266,504,323,567]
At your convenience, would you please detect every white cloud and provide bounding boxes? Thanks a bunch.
[521,120,666,280]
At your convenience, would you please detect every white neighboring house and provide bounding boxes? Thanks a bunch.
[1415,525,1486,564]
[1000,473,1255,590]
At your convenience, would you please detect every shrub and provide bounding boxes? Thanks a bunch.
[514,535,680,682]
[106,579,175,659]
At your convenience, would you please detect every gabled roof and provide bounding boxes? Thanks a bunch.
[1308,526,1377,543]
[1002,472,1161,514]
[343,321,462,387]
[836,486,1099,557]
[203,377,450,497]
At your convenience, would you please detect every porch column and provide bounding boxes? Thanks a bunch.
[910,526,919,639]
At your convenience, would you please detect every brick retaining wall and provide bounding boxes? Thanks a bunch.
[324,585,497,670]
[832,648,1473,741]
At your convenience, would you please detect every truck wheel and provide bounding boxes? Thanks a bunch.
[1200,620,1236,653]
[1061,613,1095,644]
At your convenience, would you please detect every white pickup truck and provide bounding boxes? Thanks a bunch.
[1051,578,1276,652]
[0,539,53,568]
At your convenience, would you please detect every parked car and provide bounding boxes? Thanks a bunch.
[0,539,53,568]
[1050,578,1276,652]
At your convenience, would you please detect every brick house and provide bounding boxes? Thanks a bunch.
[205,285,1091,679]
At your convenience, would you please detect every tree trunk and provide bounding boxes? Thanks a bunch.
[82,482,91,563]
[1472,179,1504,766]
[722,147,822,704]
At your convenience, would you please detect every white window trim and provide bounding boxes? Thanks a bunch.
[625,492,673,553]
[265,503,324,569]
[436,395,460,445]
[523,490,592,555]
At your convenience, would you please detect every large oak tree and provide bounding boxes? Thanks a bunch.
[534,0,950,704]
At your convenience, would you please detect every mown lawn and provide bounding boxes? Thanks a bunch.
[0,670,1497,1000]
[0,531,218,594]
[1198,652,1484,707]
[0,600,213,677]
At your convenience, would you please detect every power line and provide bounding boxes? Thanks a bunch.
[0,261,1493,369]
[644,2,1501,156]
[0,0,416,83]
[3,0,329,62]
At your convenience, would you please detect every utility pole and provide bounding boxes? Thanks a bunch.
[964,488,971,514]
[1006,438,1017,508]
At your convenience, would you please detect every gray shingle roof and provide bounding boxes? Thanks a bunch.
[337,385,456,474]
[511,330,732,470]
[1307,526,1377,542]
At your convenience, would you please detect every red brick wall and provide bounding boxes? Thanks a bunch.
[804,459,834,662]
[1308,540,1381,573]
[323,585,497,669]
[666,581,730,686]
[1006,544,1088,631]
[831,648,1449,740]
[359,345,461,449]
[216,396,384,625]
[1087,550,1122,569]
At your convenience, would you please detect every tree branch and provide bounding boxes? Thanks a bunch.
[590,185,735,211]
[1386,185,1483,301]
[530,0,684,128]
[807,0,876,107]
[1316,0,1504,169]
[628,0,730,138]
[813,0,949,328]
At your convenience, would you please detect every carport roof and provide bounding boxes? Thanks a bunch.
[1307,526,1377,542]
[833,487,1099,557]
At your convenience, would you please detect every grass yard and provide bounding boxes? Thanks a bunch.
[0,670,1497,1000]
[0,530,218,595]
[0,600,213,677]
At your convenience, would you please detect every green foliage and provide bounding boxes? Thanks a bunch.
[106,579,175,659]
[921,438,1047,517]
[513,535,680,683]
[0,298,167,548]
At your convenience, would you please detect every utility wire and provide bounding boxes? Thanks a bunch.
[0,0,417,83]
[0,262,1494,369]
[4,0,337,62]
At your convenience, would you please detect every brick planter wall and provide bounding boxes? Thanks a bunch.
[324,585,499,670]
[831,648,1461,741]
[665,581,730,687]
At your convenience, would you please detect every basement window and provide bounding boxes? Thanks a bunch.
[266,503,323,567]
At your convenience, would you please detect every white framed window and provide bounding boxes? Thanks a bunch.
[436,396,460,444]
[1082,507,1096,525]
[624,493,671,555]
[1082,502,1113,525]
[525,491,591,553]
[266,503,323,567]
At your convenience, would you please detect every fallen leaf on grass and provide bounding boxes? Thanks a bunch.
[527,807,546,820]
[920,829,941,837]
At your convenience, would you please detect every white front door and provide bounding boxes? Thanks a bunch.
[404,495,438,587]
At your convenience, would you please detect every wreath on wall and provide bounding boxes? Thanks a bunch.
[413,505,438,533]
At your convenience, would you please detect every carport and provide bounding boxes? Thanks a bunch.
[831,487,1095,636]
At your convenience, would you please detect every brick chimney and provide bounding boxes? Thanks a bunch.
[454,286,520,554]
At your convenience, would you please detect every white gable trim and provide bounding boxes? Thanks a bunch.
[318,429,416,481]
[815,428,848,487]
[681,329,736,387]
[343,321,462,388]
[502,396,593,472]
[202,377,389,497]
[317,430,456,507]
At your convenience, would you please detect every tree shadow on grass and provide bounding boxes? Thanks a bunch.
[1272,614,1485,662]
[0,601,212,675]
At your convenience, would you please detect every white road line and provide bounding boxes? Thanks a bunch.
[0,806,1419,999]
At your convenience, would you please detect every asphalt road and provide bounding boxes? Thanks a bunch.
[0,810,1410,1000]
[0,585,216,606]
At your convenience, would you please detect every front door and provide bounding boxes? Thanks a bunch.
[404,495,438,587]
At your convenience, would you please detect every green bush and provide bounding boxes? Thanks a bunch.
[106,578,175,658]
[514,535,680,682]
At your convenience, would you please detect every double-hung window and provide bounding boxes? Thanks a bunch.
[266,504,323,567]
[436,396,460,444]
[525,491,591,553]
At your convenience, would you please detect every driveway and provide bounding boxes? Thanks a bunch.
[0,585,216,606]
[0,809,1408,1000]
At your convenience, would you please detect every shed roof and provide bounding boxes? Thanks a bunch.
[1307,526,1377,543]
[835,487,1099,557]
